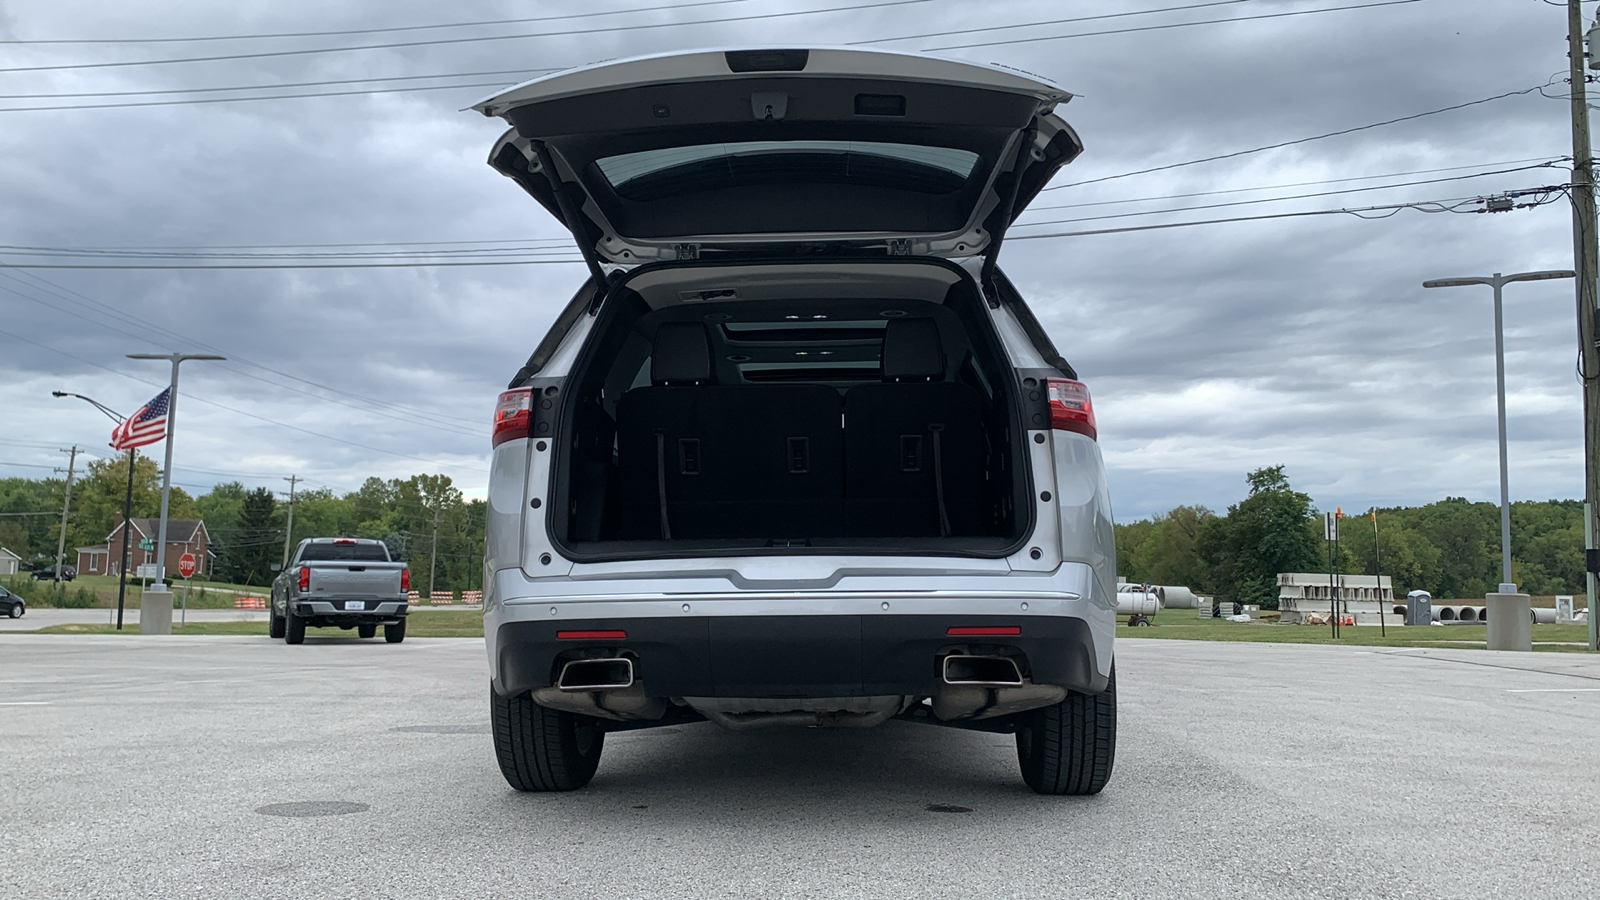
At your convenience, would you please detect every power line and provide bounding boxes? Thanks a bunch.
[0,0,751,43]
[922,0,1422,51]
[0,258,584,269]
[1046,84,1546,191]
[1007,189,1565,241]
[0,1,1418,112]
[1022,157,1565,212]
[0,0,936,74]
[0,68,562,100]
[1013,162,1564,229]
[851,0,1253,45]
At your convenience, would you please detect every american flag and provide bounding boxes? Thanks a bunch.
[110,388,170,450]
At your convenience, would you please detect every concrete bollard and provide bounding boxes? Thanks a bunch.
[1485,592,1532,651]
[140,588,173,635]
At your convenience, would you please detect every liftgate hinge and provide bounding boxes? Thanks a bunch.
[674,243,701,260]
[886,239,913,256]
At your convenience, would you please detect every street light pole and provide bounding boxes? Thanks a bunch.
[126,353,224,591]
[52,391,133,629]
[1423,270,1575,593]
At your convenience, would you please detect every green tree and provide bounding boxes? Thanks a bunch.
[219,487,278,586]
[1196,466,1322,607]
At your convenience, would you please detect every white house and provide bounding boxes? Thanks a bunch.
[0,546,20,576]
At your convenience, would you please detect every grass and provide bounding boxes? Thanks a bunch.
[32,609,486,638]
[1118,615,1593,651]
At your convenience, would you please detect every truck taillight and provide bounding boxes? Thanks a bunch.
[297,565,310,590]
[401,569,410,592]
[1046,378,1097,440]
[491,388,533,448]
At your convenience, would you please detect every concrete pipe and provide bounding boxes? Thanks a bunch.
[1437,606,1457,621]
[1531,607,1557,625]
[1393,605,1408,617]
[1155,586,1201,609]
[1457,606,1478,623]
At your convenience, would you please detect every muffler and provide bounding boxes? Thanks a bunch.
[942,655,1023,687]
[557,657,634,691]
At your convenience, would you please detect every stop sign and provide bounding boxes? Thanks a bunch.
[177,553,196,579]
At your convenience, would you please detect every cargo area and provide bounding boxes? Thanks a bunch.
[545,261,1035,558]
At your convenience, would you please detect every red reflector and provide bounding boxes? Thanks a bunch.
[557,630,627,640]
[946,626,1021,636]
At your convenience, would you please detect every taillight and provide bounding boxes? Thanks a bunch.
[400,569,410,592]
[1046,378,1097,440]
[491,387,534,448]
[297,565,310,591]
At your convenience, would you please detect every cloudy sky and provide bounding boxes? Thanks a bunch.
[0,0,1592,520]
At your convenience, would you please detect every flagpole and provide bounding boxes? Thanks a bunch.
[1371,508,1386,638]
[127,352,224,591]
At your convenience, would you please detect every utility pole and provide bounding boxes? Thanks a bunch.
[429,506,441,599]
[280,475,299,568]
[1568,0,1600,652]
[52,446,80,599]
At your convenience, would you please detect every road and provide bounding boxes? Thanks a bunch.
[1,635,1596,899]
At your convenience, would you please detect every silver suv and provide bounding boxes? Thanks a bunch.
[474,47,1117,795]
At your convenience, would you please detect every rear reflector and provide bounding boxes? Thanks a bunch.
[557,630,627,640]
[1046,378,1097,440]
[491,388,533,448]
[946,626,1021,636]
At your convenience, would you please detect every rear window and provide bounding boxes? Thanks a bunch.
[299,543,389,562]
[594,141,981,200]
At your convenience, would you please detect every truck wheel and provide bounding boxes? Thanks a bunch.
[491,687,604,792]
[269,608,286,639]
[358,624,376,639]
[1016,664,1116,795]
[384,619,406,643]
[285,609,306,645]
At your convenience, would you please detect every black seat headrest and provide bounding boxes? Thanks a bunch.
[880,318,945,382]
[651,322,713,385]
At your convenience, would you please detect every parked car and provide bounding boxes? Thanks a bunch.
[474,47,1117,795]
[270,538,410,644]
[31,565,75,582]
[0,586,23,618]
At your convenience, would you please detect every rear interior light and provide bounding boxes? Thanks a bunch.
[491,388,534,448]
[400,569,410,592]
[297,566,310,591]
[946,626,1021,636]
[1046,378,1097,440]
[557,630,628,640]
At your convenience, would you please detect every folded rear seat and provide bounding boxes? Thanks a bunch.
[843,318,986,537]
[617,322,844,540]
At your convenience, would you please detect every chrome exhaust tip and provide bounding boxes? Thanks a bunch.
[941,655,1023,687]
[557,657,634,691]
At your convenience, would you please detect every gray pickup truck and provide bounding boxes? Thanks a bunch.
[270,538,410,644]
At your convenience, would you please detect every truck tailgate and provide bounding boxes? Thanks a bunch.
[309,564,402,599]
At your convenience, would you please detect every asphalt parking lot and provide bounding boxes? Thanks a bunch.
[2,635,1597,899]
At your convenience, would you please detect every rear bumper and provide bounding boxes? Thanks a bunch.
[491,612,1105,700]
[294,601,407,622]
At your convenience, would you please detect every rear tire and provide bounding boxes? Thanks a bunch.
[384,618,406,643]
[1016,664,1116,795]
[9,605,22,619]
[285,609,306,645]
[491,687,604,792]
[358,624,376,639]
[268,606,286,639]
